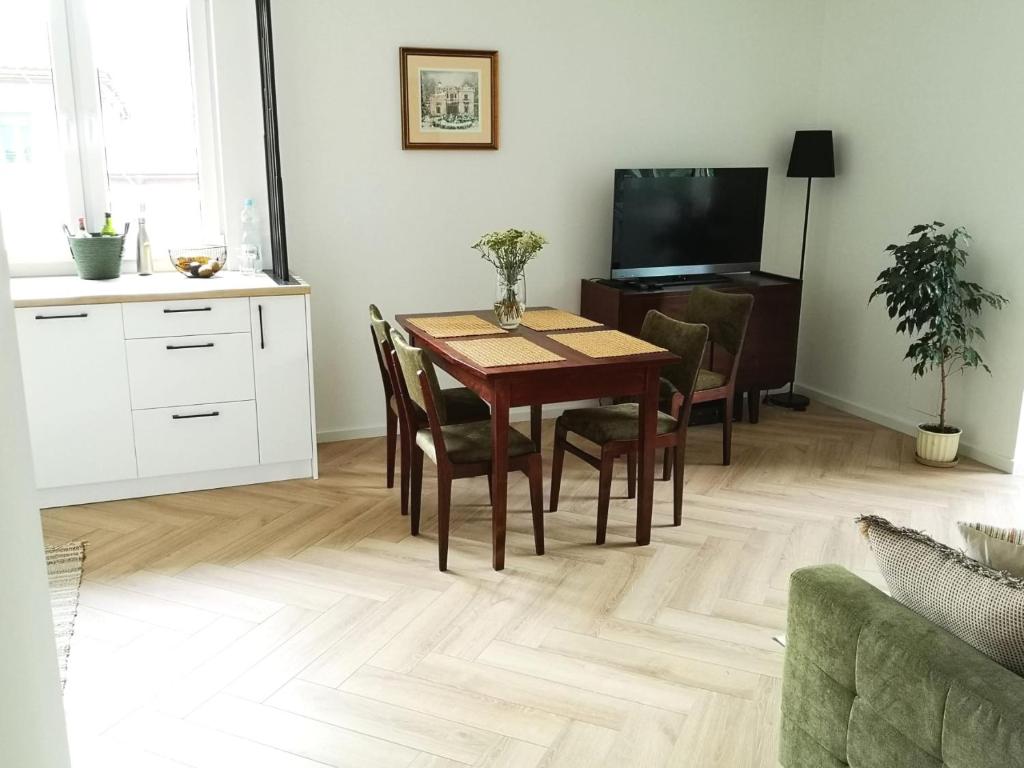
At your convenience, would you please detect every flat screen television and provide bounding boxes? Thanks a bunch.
[610,167,769,279]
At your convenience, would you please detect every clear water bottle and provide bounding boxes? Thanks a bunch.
[240,198,262,275]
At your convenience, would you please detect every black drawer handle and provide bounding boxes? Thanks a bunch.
[35,312,88,320]
[163,306,212,314]
[172,411,220,420]
[166,342,215,350]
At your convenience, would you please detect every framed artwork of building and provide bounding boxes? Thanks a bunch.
[400,47,499,150]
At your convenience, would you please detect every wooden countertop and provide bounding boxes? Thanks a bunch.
[10,272,310,308]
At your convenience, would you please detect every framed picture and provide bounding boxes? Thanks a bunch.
[400,47,499,150]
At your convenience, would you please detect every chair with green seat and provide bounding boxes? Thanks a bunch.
[368,305,489,516]
[369,305,400,490]
[549,313,708,543]
[678,286,754,468]
[390,333,544,571]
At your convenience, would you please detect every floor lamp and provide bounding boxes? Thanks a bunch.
[767,129,835,411]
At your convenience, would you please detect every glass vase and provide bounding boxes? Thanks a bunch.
[494,271,526,330]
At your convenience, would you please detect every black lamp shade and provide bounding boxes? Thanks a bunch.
[787,130,834,178]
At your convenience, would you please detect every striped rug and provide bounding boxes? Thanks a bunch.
[46,541,86,689]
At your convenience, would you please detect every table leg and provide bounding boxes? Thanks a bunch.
[490,383,510,571]
[530,404,543,451]
[636,369,659,546]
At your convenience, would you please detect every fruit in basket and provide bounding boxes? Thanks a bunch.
[170,246,225,277]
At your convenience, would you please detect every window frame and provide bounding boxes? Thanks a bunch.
[2,0,223,277]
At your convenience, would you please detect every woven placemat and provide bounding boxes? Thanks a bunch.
[447,336,565,368]
[407,314,505,338]
[549,330,667,358]
[520,309,602,332]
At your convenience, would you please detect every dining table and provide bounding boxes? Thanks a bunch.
[396,306,680,571]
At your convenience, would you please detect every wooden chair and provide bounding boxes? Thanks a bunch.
[549,312,707,543]
[368,306,489,516]
[390,333,544,571]
[678,287,754,468]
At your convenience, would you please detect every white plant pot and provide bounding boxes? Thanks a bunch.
[915,425,962,466]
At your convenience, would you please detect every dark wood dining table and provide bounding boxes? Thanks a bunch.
[396,307,679,571]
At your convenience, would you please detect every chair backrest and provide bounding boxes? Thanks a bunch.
[369,304,392,396]
[682,287,754,383]
[391,331,449,425]
[640,311,709,402]
[682,287,753,355]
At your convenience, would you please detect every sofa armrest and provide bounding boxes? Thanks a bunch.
[780,565,1024,768]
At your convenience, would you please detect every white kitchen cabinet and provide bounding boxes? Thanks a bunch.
[250,295,314,464]
[10,273,316,506]
[15,304,138,488]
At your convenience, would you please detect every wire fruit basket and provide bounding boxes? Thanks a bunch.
[169,245,228,278]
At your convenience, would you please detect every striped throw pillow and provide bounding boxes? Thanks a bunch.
[958,522,1024,578]
[858,515,1024,676]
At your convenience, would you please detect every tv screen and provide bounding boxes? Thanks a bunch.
[610,167,768,279]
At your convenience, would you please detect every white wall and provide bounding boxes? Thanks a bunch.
[271,0,826,440]
[798,0,1024,471]
[0,230,72,766]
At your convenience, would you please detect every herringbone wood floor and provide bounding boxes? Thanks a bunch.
[42,403,1023,768]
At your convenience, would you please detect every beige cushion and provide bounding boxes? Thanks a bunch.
[557,403,677,445]
[959,522,1024,578]
[416,420,535,465]
[695,368,727,392]
[859,514,1024,676]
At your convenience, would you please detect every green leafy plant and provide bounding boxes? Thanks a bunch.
[869,222,1007,432]
[472,228,548,324]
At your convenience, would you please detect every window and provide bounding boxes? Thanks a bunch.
[0,0,220,274]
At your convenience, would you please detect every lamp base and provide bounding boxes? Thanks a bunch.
[766,391,810,411]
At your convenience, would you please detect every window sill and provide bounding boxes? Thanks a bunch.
[8,259,138,279]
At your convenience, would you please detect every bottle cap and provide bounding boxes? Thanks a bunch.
[244,198,254,207]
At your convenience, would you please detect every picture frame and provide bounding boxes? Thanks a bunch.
[400,47,499,150]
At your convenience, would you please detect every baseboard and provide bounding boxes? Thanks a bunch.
[36,459,314,508]
[317,401,596,444]
[796,383,1014,474]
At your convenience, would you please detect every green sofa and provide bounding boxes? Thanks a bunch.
[780,565,1024,767]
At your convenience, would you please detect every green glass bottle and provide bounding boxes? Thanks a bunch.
[101,212,116,236]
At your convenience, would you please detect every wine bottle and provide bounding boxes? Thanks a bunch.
[76,217,88,238]
[136,204,153,276]
[101,212,116,236]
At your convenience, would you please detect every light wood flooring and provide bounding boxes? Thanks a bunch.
[42,403,1024,767]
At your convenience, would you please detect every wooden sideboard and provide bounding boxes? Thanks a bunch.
[579,272,801,422]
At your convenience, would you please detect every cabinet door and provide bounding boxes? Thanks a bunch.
[250,296,313,464]
[15,304,138,488]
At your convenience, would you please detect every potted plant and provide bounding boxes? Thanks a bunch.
[472,228,548,330]
[870,222,1007,466]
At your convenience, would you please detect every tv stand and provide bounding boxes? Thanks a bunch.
[580,271,802,423]
[596,274,731,292]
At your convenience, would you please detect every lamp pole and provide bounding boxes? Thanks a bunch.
[767,177,814,411]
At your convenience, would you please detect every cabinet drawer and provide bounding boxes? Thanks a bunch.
[122,297,251,339]
[126,333,254,410]
[133,400,258,478]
